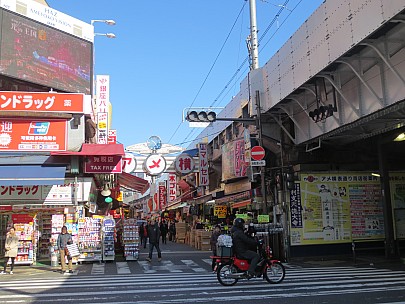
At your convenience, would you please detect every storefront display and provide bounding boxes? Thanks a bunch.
[77,216,102,262]
[39,213,52,258]
[12,214,37,265]
[102,216,115,261]
[123,219,139,260]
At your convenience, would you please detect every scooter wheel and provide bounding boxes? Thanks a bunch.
[264,261,285,284]
[217,264,238,286]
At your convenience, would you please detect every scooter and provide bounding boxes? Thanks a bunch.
[214,239,285,286]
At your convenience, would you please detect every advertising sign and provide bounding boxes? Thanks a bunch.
[0,177,93,204]
[158,182,167,210]
[0,92,84,113]
[96,75,110,113]
[222,139,248,181]
[290,172,385,246]
[96,112,108,144]
[108,129,117,144]
[0,119,67,151]
[168,174,177,203]
[84,155,122,174]
[122,153,136,173]
[0,10,92,94]
[0,0,94,41]
[198,143,209,186]
[214,205,227,219]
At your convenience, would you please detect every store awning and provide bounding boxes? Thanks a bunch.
[0,166,66,186]
[118,172,149,194]
[51,143,125,156]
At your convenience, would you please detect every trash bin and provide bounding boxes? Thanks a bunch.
[50,246,59,267]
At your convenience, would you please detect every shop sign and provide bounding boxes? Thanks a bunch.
[143,154,166,176]
[235,213,248,220]
[214,205,227,218]
[96,112,108,144]
[221,139,248,181]
[168,174,177,203]
[0,205,12,211]
[0,91,85,113]
[122,153,137,173]
[174,153,195,175]
[108,129,117,144]
[0,177,93,203]
[11,214,33,224]
[84,155,122,173]
[0,119,67,151]
[158,182,167,210]
[198,143,209,186]
[96,75,110,113]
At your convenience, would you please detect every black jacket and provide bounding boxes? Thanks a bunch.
[147,223,161,244]
[231,226,257,256]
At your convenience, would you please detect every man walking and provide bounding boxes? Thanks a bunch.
[146,218,162,262]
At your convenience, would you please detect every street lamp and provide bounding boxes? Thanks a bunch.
[94,33,116,39]
[91,19,116,26]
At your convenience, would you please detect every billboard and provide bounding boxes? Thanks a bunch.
[0,9,92,94]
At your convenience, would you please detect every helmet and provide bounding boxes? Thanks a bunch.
[233,218,245,229]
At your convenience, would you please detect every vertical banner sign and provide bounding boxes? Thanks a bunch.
[96,75,109,144]
[158,181,167,210]
[198,143,209,186]
[168,174,177,203]
[96,112,108,144]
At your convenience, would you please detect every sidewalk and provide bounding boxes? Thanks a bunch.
[289,253,405,271]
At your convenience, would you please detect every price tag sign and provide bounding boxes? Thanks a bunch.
[214,206,227,218]
[235,213,248,220]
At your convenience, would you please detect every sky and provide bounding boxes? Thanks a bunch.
[46,0,324,149]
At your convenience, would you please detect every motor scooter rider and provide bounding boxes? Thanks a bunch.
[231,217,260,279]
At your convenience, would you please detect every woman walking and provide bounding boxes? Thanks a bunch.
[1,227,19,275]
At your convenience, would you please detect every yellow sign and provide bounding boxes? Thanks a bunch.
[214,206,227,218]
[116,191,123,202]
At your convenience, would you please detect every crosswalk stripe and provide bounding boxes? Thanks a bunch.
[116,262,131,274]
[91,263,105,275]
[0,267,404,303]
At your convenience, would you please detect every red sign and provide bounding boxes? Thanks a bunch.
[12,214,34,224]
[0,92,84,113]
[84,155,123,173]
[0,119,67,151]
[251,146,265,161]
[108,129,117,144]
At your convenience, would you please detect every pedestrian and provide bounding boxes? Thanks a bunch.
[210,225,221,271]
[169,221,176,242]
[146,218,161,262]
[160,220,168,244]
[57,226,73,274]
[0,227,19,275]
[139,222,148,249]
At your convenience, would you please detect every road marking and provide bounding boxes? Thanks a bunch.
[91,263,105,275]
[116,262,131,274]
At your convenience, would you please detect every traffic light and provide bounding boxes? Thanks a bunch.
[186,110,217,122]
[285,169,295,191]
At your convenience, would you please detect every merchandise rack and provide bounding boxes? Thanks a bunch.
[77,217,102,263]
[123,219,139,261]
[102,216,115,261]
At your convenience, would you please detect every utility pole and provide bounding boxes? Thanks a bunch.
[249,0,260,70]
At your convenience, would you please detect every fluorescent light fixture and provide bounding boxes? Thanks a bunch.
[371,173,380,177]
[394,133,405,142]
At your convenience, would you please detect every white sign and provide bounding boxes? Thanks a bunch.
[0,177,94,203]
[96,75,110,113]
[96,112,108,144]
[0,0,94,42]
[198,143,209,186]
[122,153,137,173]
[174,153,195,175]
[143,154,167,176]
[251,160,266,166]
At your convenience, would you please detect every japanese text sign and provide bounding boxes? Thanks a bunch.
[96,75,110,113]
[0,119,67,151]
[198,143,209,186]
[97,112,108,144]
[168,174,177,203]
[0,91,84,113]
[214,205,227,219]
[158,182,167,210]
[174,153,195,175]
[84,155,122,173]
